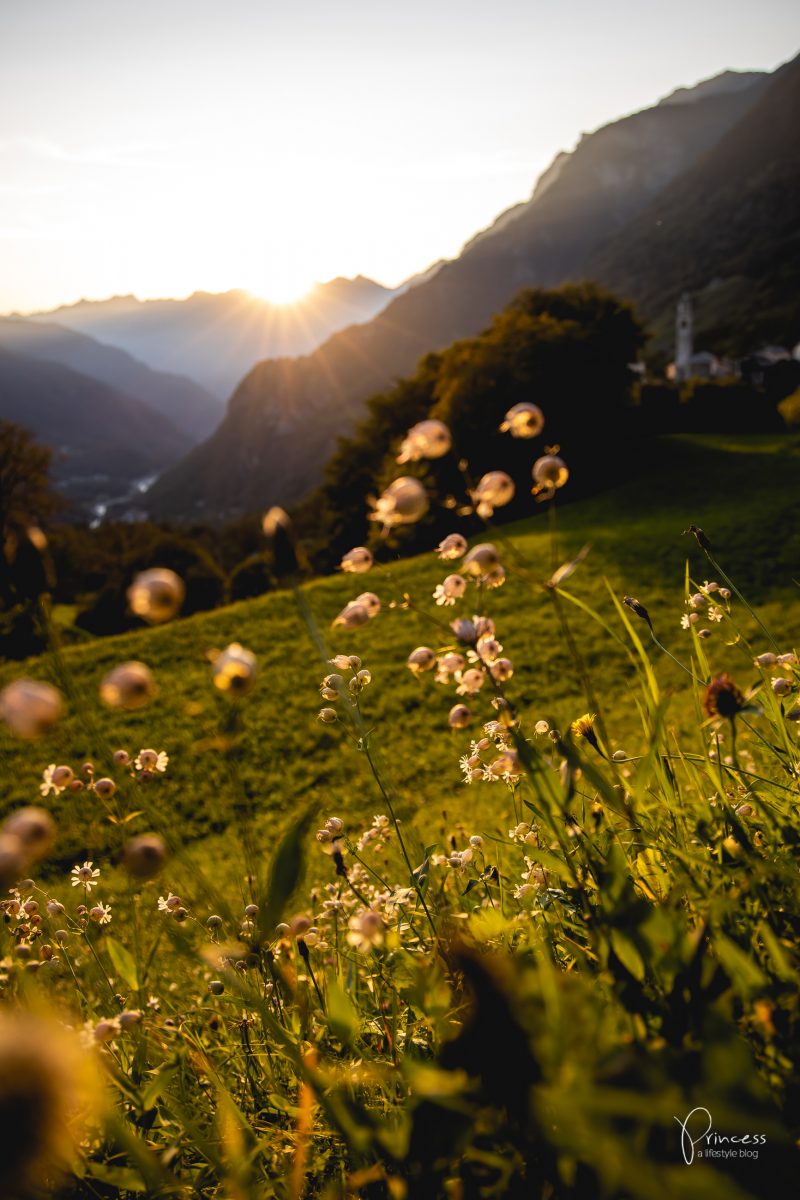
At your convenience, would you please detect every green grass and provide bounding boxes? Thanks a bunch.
[2,432,800,886]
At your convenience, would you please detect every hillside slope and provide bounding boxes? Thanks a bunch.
[0,318,222,441]
[3,433,800,869]
[145,65,783,520]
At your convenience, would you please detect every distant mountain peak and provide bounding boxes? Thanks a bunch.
[658,68,765,108]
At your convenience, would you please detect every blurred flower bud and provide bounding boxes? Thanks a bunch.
[0,679,63,739]
[463,543,500,577]
[127,568,184,624]
[333,602,370,629]
[94,778,116,799]
[339,546,373,573]
[471,471,515,518]
[396,419,451,463]
[436,532,468,560]
[211,643,257,697]
[354,591,380,618]
[3,807,55,863]
[499,401,544,438]
[407,646,437,674]
[532,454,569,494]
[123,834,168,880]
[448,703,473,729]
[100,662,156,710]
[369,476,429,530]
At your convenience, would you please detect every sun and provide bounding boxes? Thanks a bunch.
[247,268,315,307]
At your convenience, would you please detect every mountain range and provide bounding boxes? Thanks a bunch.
[143,55,800,521]
[24,276,409,398]
[0,345,192,511]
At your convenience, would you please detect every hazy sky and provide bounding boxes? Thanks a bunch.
[1,0,798,311]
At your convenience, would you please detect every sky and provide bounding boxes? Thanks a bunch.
[1,0,798,313]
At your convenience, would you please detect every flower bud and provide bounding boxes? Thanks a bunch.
[100,662,156,710]
[369,477,429,529]
[407,647,436,674]
[127,568,185,624]
[0,679,63,739]
[499,402,544,438]
[123,834,168,880]
[339,546,373,574]
[396,419,451,463]
[211,644,257,697]
[448,704,473,729]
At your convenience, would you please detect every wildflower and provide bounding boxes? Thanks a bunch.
[354,591,380,618]
[157,893,182,912]
[46,899,65,917]
[113,749,130,766]
[369,476,429,530]
[100,661,156,710]
[135,748,169,772]
[127,567,185,624]
[396,419,451,463]
[490,657,514,681]
[39,765,72,797]
[534,720,550,735]
[772,677,792,698]
[449,704,473,729]
[456,668,485,696]
[719,587,731,600]
[532,453,569,495]
[119,1010,142,1031]
[778,652,797,666]
[499,401,544,438]
[698,629,712,640]
[754,652,777,667]
[436,533,468,560]
[433,573,467,607]
[329,654,354,670]
[687,592,707,610]
[0,679,63,739]
[471,471,515,518]
[123,834,168,880]
[463,543,500,578]
[681,613,700,629]
[318,707,338,724]
[350,669,372,693]
[3,807,55,863]
[89,903,112,925]
[339,546,373,573]
[435,651,465,683]
[407,646,436,674]
[346,908,385,953]
[571,713,600,753]
[71,861,100,891]
[451,617,478,645]
[332,601,370,629]
[704,674,745,719]
[92,1017,121,1043]
[93,778,116,799]
[211,644,257,696]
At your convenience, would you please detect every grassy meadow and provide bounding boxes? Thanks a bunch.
[1,429,800,1198]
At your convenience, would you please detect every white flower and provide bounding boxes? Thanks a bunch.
[456,668,485,696]
[701,580,719,593]
[707,606,723,623]
[407,647,437,674]
[369,477,429,530]
[772,677,792,697]
[89,903,112,925]
[40,764,62,797]
[463,543,500,578]
[681,613,700,629]
[157,892,182,912]
[534,720,550,735]
[432,574,467,606]
[71,861,100,891]
[346,908,385,953]
[754,653,778,667]
[135,749,169,772]
[687,593,707,610]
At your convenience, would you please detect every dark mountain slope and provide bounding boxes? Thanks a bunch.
[587,53,800,354]
[0,318,222,441]
[0,348,192,510]
[144,67,779,520]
